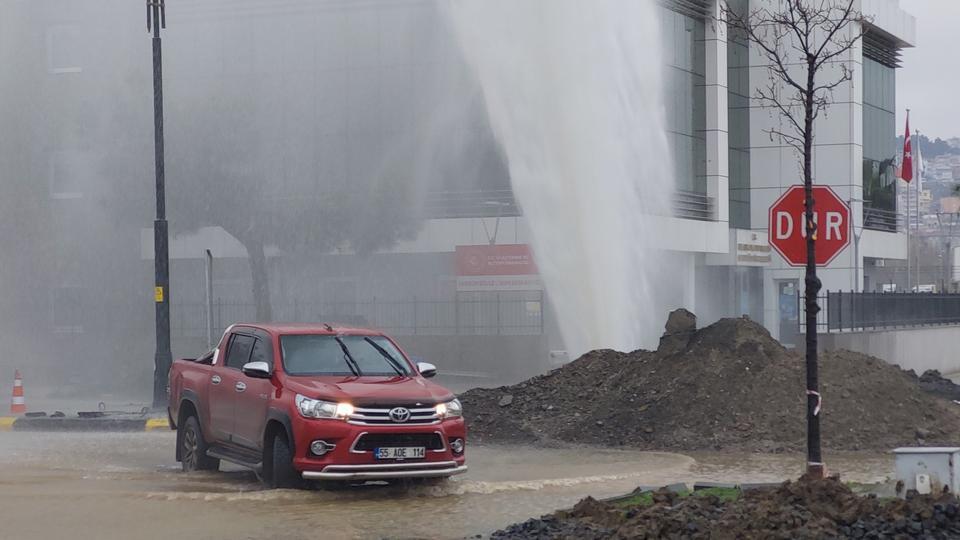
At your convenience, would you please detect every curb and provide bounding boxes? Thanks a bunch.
[0,416,170,432]
[145,418,171,431]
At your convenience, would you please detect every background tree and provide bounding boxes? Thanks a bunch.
[724,0,866,476]
[163,91,425,322]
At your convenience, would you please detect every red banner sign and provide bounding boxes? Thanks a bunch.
[455,244,538,276]
[455,244,541,291]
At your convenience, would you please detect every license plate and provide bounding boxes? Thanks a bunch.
[375,447,426,460]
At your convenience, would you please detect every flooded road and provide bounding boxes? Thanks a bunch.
[0,431,892,539]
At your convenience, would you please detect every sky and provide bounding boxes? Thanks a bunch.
[896,0,960,140]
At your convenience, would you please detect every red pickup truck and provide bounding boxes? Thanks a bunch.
[168,323,467,487]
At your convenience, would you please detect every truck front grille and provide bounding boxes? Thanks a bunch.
[352,432,445,452]
[348,405,439,425]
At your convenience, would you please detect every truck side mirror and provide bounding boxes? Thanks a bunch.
[242,361,271,379]
[417,362,437,378]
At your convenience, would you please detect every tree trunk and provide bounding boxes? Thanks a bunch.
[803,57,824,476]
[245,239,273,322]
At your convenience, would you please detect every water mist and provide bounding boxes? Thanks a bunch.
[448,0,675,356]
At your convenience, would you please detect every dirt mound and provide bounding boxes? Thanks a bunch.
[462,316,960,451]
[493,477,960,539]
[920,370,960,402]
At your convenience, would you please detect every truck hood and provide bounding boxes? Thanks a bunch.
[283,376,455,405]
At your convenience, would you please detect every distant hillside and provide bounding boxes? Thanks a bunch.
[896,134,960,160]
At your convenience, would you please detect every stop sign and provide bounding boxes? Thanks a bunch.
[768,185,850,266]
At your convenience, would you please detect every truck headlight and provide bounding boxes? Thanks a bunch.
[296,394,354,420]
[436,398,462,419]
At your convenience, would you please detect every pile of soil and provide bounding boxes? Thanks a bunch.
[919,370,960,402]
[461,315,960,452]
[492,477,960,539]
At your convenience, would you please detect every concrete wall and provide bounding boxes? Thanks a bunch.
[820,326,960,374]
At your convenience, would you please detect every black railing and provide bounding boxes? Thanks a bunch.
[424,189,716,223]
[423,190,520,219]
[801,291,960,333]
[673,189,714,221]
[863,206,900,232]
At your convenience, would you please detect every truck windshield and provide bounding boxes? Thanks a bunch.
[279,334,413,377]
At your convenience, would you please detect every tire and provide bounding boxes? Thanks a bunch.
[267,433,300,489]
[179,415,220,472]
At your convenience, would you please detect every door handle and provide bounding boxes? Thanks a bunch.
[211,375,221,385]
[235,381,247,392]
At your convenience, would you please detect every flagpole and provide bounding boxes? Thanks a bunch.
[915,128,921,291]
[906,109,911,292]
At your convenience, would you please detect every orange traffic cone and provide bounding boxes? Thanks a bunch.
[10,370,25,415]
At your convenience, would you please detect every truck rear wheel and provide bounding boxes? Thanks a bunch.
[180,416,220,472]
[266,433,300,489]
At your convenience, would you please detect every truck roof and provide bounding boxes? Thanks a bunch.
[229,323,386,336]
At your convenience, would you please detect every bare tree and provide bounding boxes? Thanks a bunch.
[723,0,867,476]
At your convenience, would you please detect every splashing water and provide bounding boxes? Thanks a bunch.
[448,0,674,355]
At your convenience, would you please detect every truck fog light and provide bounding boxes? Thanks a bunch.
[450,438,465,455]
[310,440,334,456]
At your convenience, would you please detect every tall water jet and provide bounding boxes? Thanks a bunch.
[448,0,675,356]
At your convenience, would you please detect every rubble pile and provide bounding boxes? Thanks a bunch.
[492,477,960,539]
[462,311,960,452]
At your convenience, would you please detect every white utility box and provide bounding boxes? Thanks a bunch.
[893,447,960,496]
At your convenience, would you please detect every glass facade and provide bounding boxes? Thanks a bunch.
[660,6,706,194]
[727,0,751,228]
[862,56,898,218]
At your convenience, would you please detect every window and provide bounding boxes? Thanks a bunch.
[862,56,897,219]
[225,334,255,369]
[339,335,410,375]
[659,5,707,193]
[727,0,751,228]
[280,334,412,376]
[249,338,273,368]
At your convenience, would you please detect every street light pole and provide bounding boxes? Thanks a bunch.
[148,0,171,409]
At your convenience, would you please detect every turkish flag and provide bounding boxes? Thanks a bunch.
[901,112,913,183]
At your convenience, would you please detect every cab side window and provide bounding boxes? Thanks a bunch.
[249,338,273,369]
[225,334,255,369]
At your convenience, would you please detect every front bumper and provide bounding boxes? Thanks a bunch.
[291,417,467,481]
[302,461,468,481]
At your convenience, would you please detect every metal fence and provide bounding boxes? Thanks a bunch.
[172,292,545,340]
[800,290,960,333]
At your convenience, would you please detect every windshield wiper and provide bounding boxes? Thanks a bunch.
[334,337,362,376]
[364,337,406,377]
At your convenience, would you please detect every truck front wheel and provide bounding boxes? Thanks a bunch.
[180,416,220,472]
[266,433,300,489]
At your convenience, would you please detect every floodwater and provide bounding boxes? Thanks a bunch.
[0,431,892,540]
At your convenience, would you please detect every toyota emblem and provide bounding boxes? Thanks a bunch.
[388,407,411,423]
